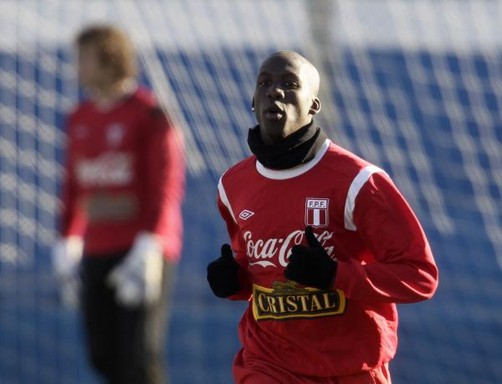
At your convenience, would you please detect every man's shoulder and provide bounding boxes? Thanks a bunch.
[128,87,176,128]
[130,86,156,104]
[321,142,390,195]
[220,156,257,182]
[66,100,95,128]
[322,141,375,175]
[123,87,158,113]
[69,99,92,115]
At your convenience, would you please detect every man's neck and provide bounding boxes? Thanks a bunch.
[88,78,137,111]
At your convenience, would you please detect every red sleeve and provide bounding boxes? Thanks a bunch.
[217,192,253,301]
[60,116,86,238]
[334,172,439,303]
[139,106,185,260]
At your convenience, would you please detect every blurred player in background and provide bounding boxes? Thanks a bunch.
[206,50,438,383]
[52,24,185,384]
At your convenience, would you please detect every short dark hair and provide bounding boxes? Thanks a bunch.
[76,24,137,82]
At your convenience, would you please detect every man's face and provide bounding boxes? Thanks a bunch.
[77,45,109,90]
[253,53,320,144]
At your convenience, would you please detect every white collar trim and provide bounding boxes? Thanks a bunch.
[255,139,331,180]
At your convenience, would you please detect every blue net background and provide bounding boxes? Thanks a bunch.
[0,1,501,383]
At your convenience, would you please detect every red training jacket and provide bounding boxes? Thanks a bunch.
[217,139,438,377]
[61,87,185,261]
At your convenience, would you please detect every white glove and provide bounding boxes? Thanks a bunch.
[107,232,164,307]
[52,236,84,308]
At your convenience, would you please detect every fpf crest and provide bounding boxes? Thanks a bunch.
[305,198,329,227]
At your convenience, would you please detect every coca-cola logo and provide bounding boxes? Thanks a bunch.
[244,229,334,268]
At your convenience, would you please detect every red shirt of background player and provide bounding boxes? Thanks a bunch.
[61,86,184,261]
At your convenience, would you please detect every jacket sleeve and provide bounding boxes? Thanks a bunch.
[334,172,439,304]
[139,106,185,261]
[59,117,86,238]
[217,181,253,301]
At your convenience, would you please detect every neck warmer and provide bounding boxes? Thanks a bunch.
[247,122,327,170]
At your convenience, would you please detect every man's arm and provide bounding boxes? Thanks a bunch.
[53,116,85,308]
[139,106,185,260]
[59,118,86,238]
[334,172,439,303]
[216,190,253,300]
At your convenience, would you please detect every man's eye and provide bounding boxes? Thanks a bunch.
[285,81,299,88]
[258,80,270,86]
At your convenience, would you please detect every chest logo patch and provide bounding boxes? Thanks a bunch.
[107,123,125,147]
[252,281,346,321]
[239,209,255,220]
[305,198,329,227]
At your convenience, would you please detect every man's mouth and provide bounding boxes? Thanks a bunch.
[264,106,284,120]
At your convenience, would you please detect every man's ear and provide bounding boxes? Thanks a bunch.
[309,97,321,115]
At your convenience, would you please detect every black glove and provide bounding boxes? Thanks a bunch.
[207,244,240,298]
[284,226,337,290]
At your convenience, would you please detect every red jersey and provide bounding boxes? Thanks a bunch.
[217,139,438,377]
[61,87,185,261]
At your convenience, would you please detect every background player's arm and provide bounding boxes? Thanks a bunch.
[216,195,253,300]
[334,172,439,303]
[53,117,85,308]
[138,106,185,260]
[60,118,86,239]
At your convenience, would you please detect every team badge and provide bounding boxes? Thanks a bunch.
[305,198,329,227]
[106,123,125,147]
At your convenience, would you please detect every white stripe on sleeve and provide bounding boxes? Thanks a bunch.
[344,165,386,231]
[218,176,238,224]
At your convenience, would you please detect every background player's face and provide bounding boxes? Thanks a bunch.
[253,53,320,145]
[77,45,111,91]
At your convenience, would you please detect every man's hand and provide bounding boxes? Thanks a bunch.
[52,236,84,308]
[107,232,164,307]
[207,244,240,298]
[284,226,337,290]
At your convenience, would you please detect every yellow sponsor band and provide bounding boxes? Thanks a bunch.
[84,192,138,222]
[252,281,346,321]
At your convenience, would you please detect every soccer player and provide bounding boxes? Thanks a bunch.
[52,25,185,384]
[206,50,438,384]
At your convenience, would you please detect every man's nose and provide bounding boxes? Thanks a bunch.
[267,85,285,99]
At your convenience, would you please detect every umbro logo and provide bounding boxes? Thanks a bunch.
[239,209,254,220]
